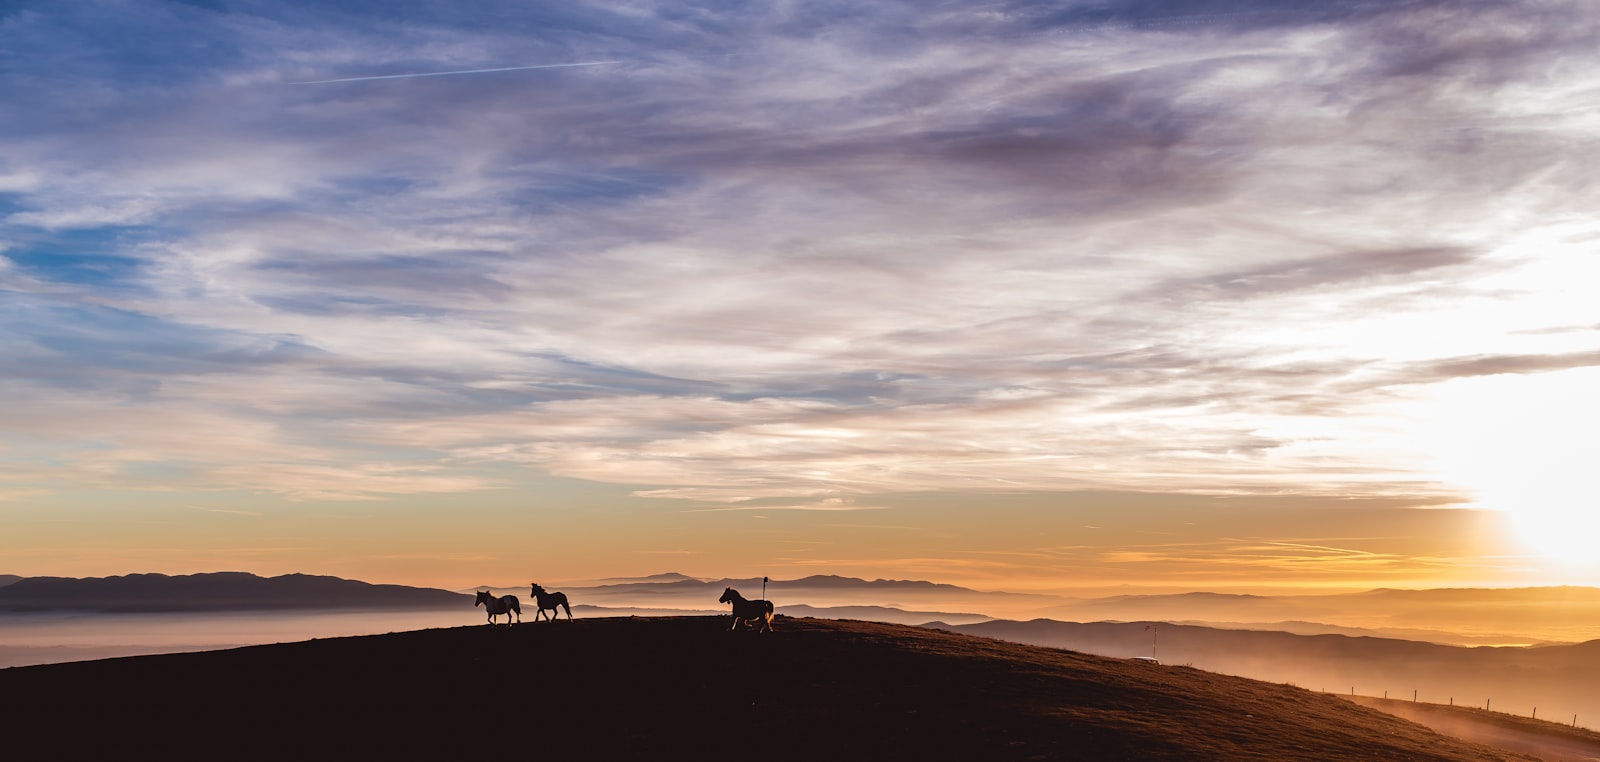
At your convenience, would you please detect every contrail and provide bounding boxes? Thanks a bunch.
[289,60,623,85]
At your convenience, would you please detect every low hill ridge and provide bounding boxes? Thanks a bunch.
[0,616,1538,760]
[0,571,468,612]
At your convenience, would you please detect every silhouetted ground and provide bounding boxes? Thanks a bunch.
[0,616,1542,760]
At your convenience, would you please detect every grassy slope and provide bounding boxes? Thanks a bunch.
[0,616,1539,761]
[1349,696,1600,762]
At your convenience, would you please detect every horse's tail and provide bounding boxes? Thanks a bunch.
[510,596,522,614]
[561,600,572,619]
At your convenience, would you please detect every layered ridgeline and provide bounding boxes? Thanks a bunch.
[7,571,1600,734]
[0,616,1551,761]
[507,574,1600,645]
[929,619,1600,738]
[13,572,1600,643]
[0,571,469,611]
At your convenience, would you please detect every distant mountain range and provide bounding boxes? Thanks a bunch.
[0,572,469,612]
[486,573,1600,645]
[927,618,1600,730]
[1037,586,1600,645]
[486,572,1057,617]
[0,570,1030,619]
[562,601,996,626]
[8,568,1600,728]
[15,570,1600,646]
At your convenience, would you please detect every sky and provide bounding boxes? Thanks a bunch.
[2,0,1597,593]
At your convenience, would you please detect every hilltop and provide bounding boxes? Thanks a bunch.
[0,616,1540,760]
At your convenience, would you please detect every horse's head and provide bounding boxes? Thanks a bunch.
[719,587,736,604]
[530,583,544,594]
[475,590,490,607]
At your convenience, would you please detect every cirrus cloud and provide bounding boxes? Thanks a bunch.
[1,0,1596,513]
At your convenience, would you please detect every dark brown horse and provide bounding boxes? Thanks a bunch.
[529,583,572,621]
[719,587,774,633]
[474,590,520,625]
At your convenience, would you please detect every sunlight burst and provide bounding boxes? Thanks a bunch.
[1425,367,1600,567]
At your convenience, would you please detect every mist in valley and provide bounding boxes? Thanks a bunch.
[9,572,1600,737]
[0,609,467,668]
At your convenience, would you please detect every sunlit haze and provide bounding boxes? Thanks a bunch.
[2,1,1598,594]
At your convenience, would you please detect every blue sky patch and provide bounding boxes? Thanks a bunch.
[3,226,157,290]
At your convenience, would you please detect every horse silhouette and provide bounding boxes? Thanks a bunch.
[719,587,774,633]
[474,590,521,625]
[529,583,573,621]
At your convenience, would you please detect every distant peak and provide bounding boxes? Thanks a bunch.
[588,572,705,585]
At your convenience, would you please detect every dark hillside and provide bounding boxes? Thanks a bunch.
[0,617,1536,761]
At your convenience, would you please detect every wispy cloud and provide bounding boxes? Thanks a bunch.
[1,0,1596,545]
[188,506,264,517]
[287,60,625,85]
[684,498,887,512]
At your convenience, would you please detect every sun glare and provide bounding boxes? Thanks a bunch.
[1424,367,1600,568]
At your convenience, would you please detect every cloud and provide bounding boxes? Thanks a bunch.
[1408,349,1600,382]
[189,506,264,517]
[684,498,887,512]
[1,0,1596,513]
[287,60,625,85]
[0,486,51,502]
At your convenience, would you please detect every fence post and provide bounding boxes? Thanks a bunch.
[1413,690,1417,703]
